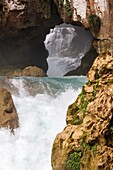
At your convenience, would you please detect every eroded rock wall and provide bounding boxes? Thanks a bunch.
[52,52,113,170]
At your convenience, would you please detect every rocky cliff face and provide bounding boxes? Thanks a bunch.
[54,0,113,53]
[52,52,113,170]
[0,0,62,74]
[52,3,113,167]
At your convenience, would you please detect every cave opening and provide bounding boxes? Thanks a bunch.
[0,0,99,77]
[44,23,97,77]
[0,1,98,76]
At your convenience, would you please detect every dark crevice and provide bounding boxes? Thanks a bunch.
[0,5,3,11]
[105,116,113,147]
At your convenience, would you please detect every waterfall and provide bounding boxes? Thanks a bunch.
[0,76,86,170]
[44,23,93,77]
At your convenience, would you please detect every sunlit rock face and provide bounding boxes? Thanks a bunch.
[44,23,93,77]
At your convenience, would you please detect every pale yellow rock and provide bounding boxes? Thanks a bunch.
[6,66,46,77]
[52,52,113,170]
[0,87,19,130]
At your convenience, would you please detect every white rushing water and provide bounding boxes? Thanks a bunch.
[44,23,93,77]
[0,76,86,170]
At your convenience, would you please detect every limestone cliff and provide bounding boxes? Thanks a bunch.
[52,52,113,170]
[52,2,113,168]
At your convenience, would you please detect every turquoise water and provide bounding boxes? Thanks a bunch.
[0,76,86,170]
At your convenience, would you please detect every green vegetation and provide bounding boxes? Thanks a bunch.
[92,143,98,155]
[80,132,98,156]
[109,79,113,84]
[110,126,113,134]
[89,14,101,37]
[90,81,98,101]
[70,88,89,125]
[65,131,98,169]
[70,80,99,125]
[83,132,88,140]
[69,88,88,125]
[65,148,82,170]
[79,88,89,118]
[80,132,91,153]
[74,116,82,125]
[65,0,72,17]
[59,0,64,5]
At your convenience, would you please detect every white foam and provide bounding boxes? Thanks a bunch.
[0,79,81,170]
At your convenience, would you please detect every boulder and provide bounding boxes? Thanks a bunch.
[6,66,47,77]
[0,87,19,130]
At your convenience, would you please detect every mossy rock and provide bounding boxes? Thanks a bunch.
[65,148,83,170]
[89,14,101,37]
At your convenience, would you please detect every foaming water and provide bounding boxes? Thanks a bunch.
[0,76,86,170]
[44,23,93,76]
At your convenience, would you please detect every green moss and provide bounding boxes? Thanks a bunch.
[110,126,113,134]
[79,88,89,118]
[91,81,98,100]
[83,132,88,140]
[89,14,101,37]
[86,81,92,86]
[74,116,82,125]
[71,107,79,115]
[65,148,82,170]
[65,0,72,17]
[94,81,99,89]
[109,79,113,84]
[92,143,98,155]
[80,132,98,156]
[72,88,89,125]
[69,88,88,125]
[66,132,98,169]
[59,0,64,5]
